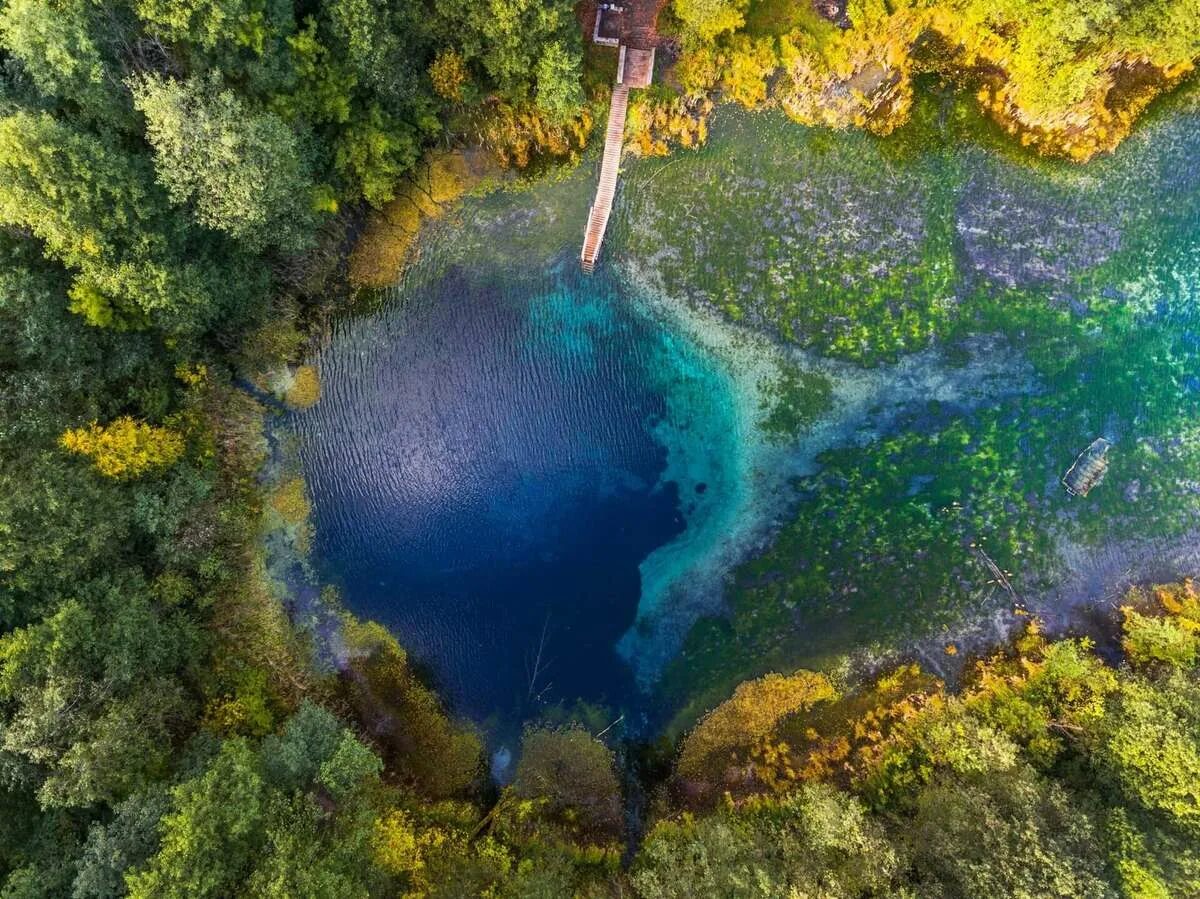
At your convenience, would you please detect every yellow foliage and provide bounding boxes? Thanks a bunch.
[722,36,778,109]
[626,95,713,157]
[430,49,470,102]
[1119,579,1200,669]
[67,279,117,328]
[750,664,943,788]
[67,278,145,330]
[674,0,748,43]
[1151,578,1200,623]
[677,670,836,784]
[174,362,208,388]
[269,476,311,526]
[348,152,479,290]
[284,364,321,409]
[675,43,725,97]
[311,183,339,214]
[680,0,1199,159]
[775,8,918,135]
[471,101,593,170]
[372,811,423,875]
[60,416,185,479]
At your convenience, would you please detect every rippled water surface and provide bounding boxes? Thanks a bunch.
[293,257,738,729]
[289,89,1200,736]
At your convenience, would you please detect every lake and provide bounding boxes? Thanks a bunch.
[288,88,1200,741]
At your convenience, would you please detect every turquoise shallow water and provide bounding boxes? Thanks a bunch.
[289,86,1200,734]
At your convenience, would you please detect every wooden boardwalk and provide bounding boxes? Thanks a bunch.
[580,47,654,273]
[581,83,630,273]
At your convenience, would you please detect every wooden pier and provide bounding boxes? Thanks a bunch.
[581,46,655,273]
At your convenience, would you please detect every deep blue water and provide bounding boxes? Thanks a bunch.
[293,261,695,730]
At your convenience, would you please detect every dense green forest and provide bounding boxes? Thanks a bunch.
[2,0,1200,896]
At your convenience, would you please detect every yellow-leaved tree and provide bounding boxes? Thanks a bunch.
[59,416,185,479]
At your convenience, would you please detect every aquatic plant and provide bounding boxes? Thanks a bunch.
[757,364,833,443]
[348,152,482,290]
[283,365,321,409]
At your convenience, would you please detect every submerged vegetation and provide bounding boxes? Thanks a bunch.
[2,0,1200,895]
[625,95,1200,725]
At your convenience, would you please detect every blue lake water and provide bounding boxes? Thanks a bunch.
[292,257,736,731]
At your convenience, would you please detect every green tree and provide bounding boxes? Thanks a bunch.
[132,0,296,96]
[132,76,315,251]
[904,764,1111,898]
[125,740,266,898]
[437,0,582,117]
[506,726,624,846]
[333,104,420,208]
[276,19,356,125]
[323,0,432,117]
[0,573,200,808]
[0,111,214,327]
[127,709,388,898]
[633,784,901,898]
[0,0,126,120]
[1094,673,1200,834]
[533,42,583,124]
[72,792,172,899]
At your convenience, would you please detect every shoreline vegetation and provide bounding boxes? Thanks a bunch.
[2,0,1200,895]
[350,0,1200,294]
[631,0,1200,163]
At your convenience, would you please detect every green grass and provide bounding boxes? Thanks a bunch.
[743,0,835,39]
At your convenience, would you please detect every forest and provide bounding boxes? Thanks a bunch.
[1,0,1199,896]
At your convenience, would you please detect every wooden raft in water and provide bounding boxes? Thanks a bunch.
[1062,437,1112,497]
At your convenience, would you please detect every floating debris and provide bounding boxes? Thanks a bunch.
[1062,437,1112,497]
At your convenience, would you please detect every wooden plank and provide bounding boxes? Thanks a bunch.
[621,48,655,88]
[581,83,630,272]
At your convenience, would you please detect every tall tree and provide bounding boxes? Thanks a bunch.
[132,75,315,251]
[0,111,218,328]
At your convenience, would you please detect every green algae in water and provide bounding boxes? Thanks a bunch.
[609,91,1200,723]
[758,365,834,444]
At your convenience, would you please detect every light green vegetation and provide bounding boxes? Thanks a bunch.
[625,100,961,363]
[622,86,1200,722]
